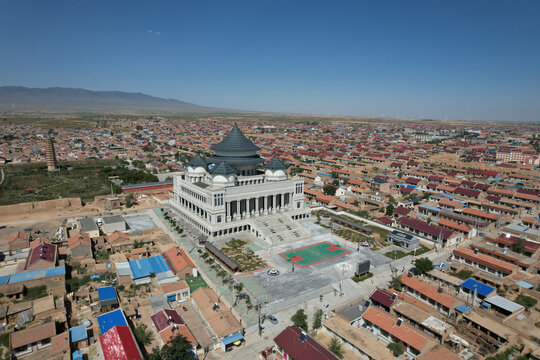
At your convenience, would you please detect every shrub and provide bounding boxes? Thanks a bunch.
[387,342,404,357]
[515,294,537,309]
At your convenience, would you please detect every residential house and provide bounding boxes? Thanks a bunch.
[274,325,339,360]
[68,233,92,258]
[162,247,197,279]
[99,325,142,360]
[8,231,30,255]
[102,215,127,235]
[161,280,190,303]
[191,287,243,351]
[25,243,57,271]
[150,309,197,351]
[361,306,434,357]
[78,218,99,238]
[10,322,56,359]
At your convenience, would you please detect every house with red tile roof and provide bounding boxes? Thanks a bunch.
[99,325,142,360]
[361,306,434,357]
[369,288,397,311]
[25,243,57,271]
[399,273,460,317]
[150,309,197,350]
[274,326,339,360]
[162,247,197,279]
[68,233,92,258]
[396,217,461,247]
[437,219,475,239]
[452,246,517,277]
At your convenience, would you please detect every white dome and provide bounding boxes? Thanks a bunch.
[265,169,287,181]
[213,174,236,184]
[188,165,207,174]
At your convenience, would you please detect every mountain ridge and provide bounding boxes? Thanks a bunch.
[0,86,229,113]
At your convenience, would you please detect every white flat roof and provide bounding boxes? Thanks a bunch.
[485,295,524,313]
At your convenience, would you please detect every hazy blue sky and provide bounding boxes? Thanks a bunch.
[1,1,539,121]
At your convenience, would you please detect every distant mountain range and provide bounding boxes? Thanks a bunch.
[0,86,227,113]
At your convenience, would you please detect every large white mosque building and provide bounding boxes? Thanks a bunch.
[170,124,310,239]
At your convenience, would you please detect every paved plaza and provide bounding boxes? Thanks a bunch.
[239,219,393,314]
[124,213,158,232]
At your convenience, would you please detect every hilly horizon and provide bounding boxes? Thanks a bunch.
[0,86,232,113]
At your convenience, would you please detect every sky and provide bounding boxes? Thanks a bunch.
[1,1,539,121]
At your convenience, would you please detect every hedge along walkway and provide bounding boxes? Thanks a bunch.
[152,209,260,326]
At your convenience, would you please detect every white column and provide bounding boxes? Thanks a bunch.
[263,196,268,215]
[236,200,240,220]
[255,197,259,216]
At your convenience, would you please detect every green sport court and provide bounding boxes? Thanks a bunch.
[279,241,351,268]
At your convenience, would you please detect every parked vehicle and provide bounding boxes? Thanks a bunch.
[267,315,278,324]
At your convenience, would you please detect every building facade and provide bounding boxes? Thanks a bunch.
[170,125,309,238]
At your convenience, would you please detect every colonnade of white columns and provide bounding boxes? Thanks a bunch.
[226,192,295,222]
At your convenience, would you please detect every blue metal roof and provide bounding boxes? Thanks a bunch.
[461,279,494,297]
[72,350,83,360]
[7,266,65,284]
[455,304,472,313]
[97,309,128,334]
[0,275,9,285]
[221,331,244,345]
[420,205,440,212]
[98,286,117,301]
[516,280,534,289]
[45,266,66,277]
[70,325,88,343]
[129,255,171,279]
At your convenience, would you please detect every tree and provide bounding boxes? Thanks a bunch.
[422,191,432,200]
[323,184,337,196]
[136,125,143,131]
[385,203,394,217]
[291,309,308,331]
[512,239,526,255]
[414,258,434,275]
[390,276,402,291]
[515,294,537,309]
[124,193,135,208]
[328,337,345,359]
[133,324,153,347]
[313,309,323,330]
[387,341,404,357]
[148,334,195,360]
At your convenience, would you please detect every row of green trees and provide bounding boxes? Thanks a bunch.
[290,308,344,358]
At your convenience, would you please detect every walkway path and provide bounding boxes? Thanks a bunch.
[0,167,4,186]
[148,208,260,327]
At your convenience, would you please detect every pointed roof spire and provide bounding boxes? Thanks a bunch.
[211,161,237,176]
[210,124,260,153]
[263,157,289,171]
[186,154,207,169]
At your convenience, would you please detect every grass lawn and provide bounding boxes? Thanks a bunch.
[0,160,157,205]
[352,272,373,282]
[383,250,408,260]
[409,244,431,256]
[368,226,391,242]
[221,239,268,272]
[186,276,207,292]
[335,228,382,250]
